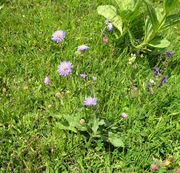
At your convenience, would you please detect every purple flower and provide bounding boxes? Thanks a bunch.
[77,45,89,51]
[150,164,158,171]
[80,74,87,78]
[121,112,128,119]
[44,76,50,85]
[58,61,73,76]
[92,76,97,81]
[153,66,159,76]
[84,97,96,106]
[51,30,65,43]
[105,19,109,25]
[146,83,152,95]
[103,37,108,44]
[159,75,168,86]
[166,49,174,56]
[107,23,113,31]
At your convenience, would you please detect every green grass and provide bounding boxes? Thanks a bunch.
[0,0,179,172]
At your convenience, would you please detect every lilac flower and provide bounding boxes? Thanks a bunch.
[77,45,89,51]
[103,37,108,44]
[58,61,73,76]
[166,49,174,56]
[92,76,97,81]
[153,66,159,76]
[150,164,158,171]
[84,97,96,106]
[44,76,50,85]
[105,19,109,25]
[159,75,168,86]
[146,83,152,95]
[107,23,113,31]
[121,112,128,119]
[51,30,65,43]
[80,74,87,78]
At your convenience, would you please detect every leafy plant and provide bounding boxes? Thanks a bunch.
[54,113,124,148]
[97,0,180,49]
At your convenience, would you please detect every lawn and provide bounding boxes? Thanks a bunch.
[0,0,180,172]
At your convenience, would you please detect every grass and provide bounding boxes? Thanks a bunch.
[0,0,180,172]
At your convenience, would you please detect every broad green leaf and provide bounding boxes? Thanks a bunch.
[161,13,180,30]
[144,18,153,39]
[164,0,179,14]
[148,38,170,48]
[97,5,123,34]
[108,132,124,147]
[143,0,159,31]
[128,29,136,47]
[92,117,99,135]
[56,122,77,133]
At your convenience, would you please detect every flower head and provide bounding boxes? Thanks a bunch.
[166,49,174,56]
[58,61,73,76]
[159,75,168,86]
[80,74,87,78]
[84,97,96,106]
[153,66,159,76]
[44,76,50,85]
[103,37,108,44]
[107,23,113,31]
[77,45,89,51]
[174,168,180,173]
[150,164,158,171]
[105,19,109,25]
[92,76,97,81]
[121,112,128,118]
[51,30,65,43]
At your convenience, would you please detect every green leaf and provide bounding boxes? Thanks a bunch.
[56,122,77,133]
[128,29,136,47]
[144,18,153,39]
[143,0,159,31]
[92,117,99,135]
[148,38,170,48]
[108,132,124,147]
[97,5,123,34]
[115,0,136,11]
[164,0,179,14]
[161,13,180,30]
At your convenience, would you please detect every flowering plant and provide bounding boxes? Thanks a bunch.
[97,0,180,49]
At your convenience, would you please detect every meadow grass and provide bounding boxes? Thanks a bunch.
[0,0,180,172]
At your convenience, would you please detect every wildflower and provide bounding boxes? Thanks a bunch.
[58,61,73,76]
[2,88,6,93]
[48,105,52,108]
[51,30,65,43]
[80,119,85,124]
[35,115,39,121]
[167,155,174,162]
[80,74,87,78]
[150,79,154,83]
[24,86,28,90]
[103,36,108,44]
[92,76,97,81]
[150,164,158,171]
[102,29,106,36]
[140,54,144,58]
[121,112,128,119]
[153,66,159,76]
[55,92,61,97]
[128,53,136,64]
[77,45,89,51]
[0,59,3,63]
[44,76,50,85]
[174,168,180,173]
[107,23,113,31]
[133,64,137,69]
[166,49,174,56]
[159,75,168,86]
[105,19,109,25]
[146,83,152,95]
[84,97,96,106]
